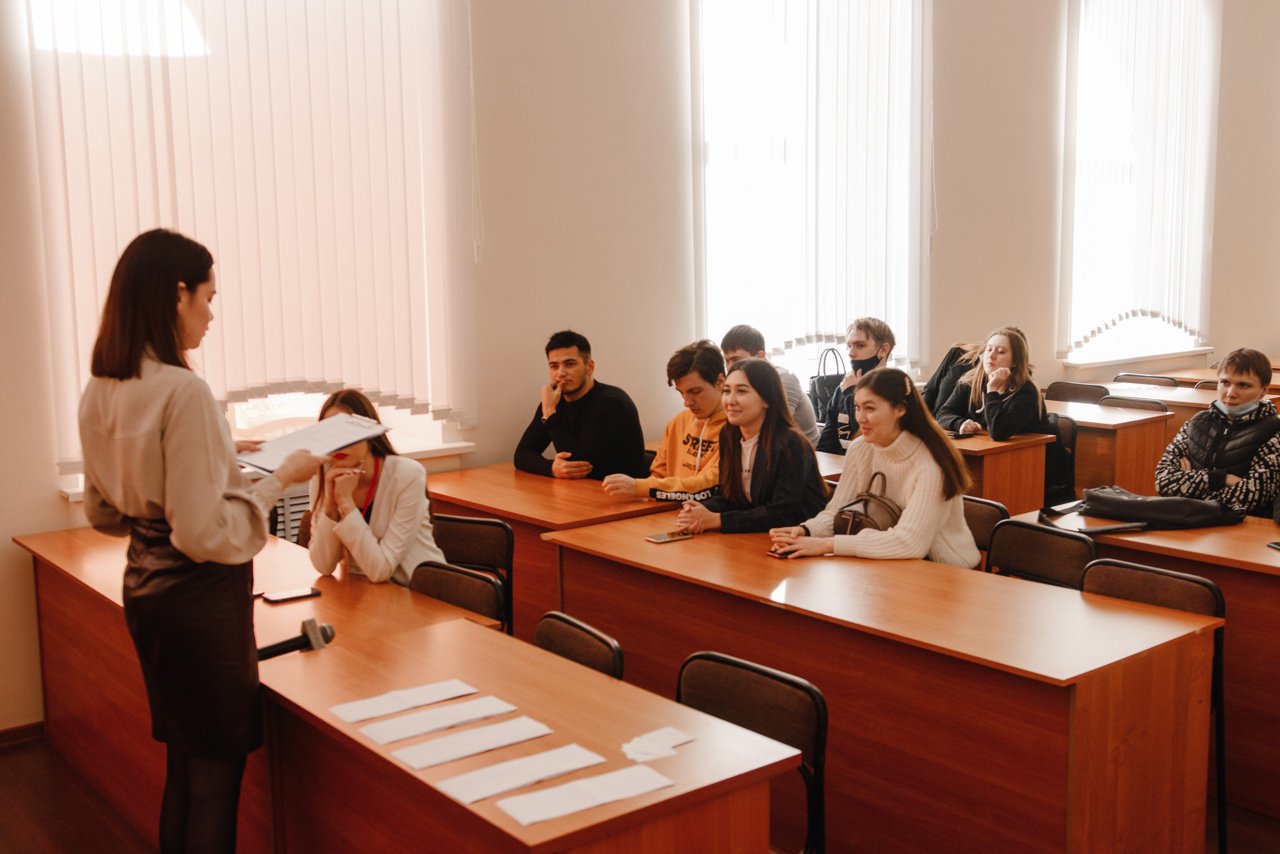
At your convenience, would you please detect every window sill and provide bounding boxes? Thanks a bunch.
[1061,345,1213,370]
[59,441,477,504]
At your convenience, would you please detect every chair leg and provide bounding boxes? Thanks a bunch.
[1214,640,1227,853]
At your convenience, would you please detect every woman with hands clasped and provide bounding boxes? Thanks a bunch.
[770,368,981,568]
[675,358,827,534]
[935,326,1043,440]
[308,389,446,585]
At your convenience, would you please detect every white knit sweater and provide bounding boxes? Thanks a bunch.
[805,431,980,569]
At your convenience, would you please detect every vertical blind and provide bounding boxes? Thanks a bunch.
[697,0,927,364]
[25,0,479,474]
[1059,0,1221,355]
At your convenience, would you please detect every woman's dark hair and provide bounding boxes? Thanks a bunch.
[719,358,826,505]
[90,229,214,378]
[856,368,972,499]
[313,389,397,510]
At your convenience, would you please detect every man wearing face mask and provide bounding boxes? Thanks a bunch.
[1155,348,1280,515]
[817,318,896,454]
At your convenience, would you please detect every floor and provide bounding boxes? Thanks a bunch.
[0,737,1276,852]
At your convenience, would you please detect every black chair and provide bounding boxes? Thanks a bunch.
[986,519,1095,589]
[1044,381,1108,404]
[431,514,515,634]
[1098,395,1169,413]
[1113,372,1178,387]
[409,561,507,626]
[1194,380,1218,390]
[533,611,623,678]
[962,496,1009,570]
[1041,412,1077,505]
[678,652,827,854]
[1081,559,1227,853]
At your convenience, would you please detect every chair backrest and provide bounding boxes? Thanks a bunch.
[1043,381,1109,404]
[1082,559,1224,617]
[962,496,1009,554]
[1041,413,1077,505]
[409,561,506,624]
[297,509,313,548]
[986,519,1096,589]
[1098,395,1169,413]
[1113,372,1178,387]
[678,651,827,854]
[1193,380,1218,390]
[430,514,515,633]
[533,611,623,678]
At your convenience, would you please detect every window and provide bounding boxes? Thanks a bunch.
[694,0,929,371]
[25,0,479,474]
[1058,0,1222,361]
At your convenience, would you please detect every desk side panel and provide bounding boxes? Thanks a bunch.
[560,550,1072,853]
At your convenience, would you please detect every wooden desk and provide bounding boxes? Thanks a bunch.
[544,514,1220,853]
[819,434,1053,515]
[18,527,797,852]
[1044,400,1171,495]
[1102,383,1280,437]
[1011,510,1280,820]
[427,463,675,640]
[1163,367,1280,393]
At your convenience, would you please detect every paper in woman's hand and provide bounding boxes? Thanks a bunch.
[237,413,388,472]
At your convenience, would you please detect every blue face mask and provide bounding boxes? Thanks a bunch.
[1214,399,1261,419]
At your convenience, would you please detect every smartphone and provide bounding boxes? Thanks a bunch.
[646,531,695,544]
[262,587,321,604]
[766,549,788,559]
[1267,542,1280,552]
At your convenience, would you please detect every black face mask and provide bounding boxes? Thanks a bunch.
[850,354,882,375]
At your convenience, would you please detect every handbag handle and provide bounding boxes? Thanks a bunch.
[817,347,846,377]
[866,471,887,497]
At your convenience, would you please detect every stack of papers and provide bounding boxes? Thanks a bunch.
[238,412,389,473]
[437,744,606,804]
[360,696,516,745]
[495,765,675,826]
[392,716,553,770]
[621,727,693,762]
[329,679,477,723]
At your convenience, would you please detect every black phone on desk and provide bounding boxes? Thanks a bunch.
[262,587,321,604]
[646,531,695,544]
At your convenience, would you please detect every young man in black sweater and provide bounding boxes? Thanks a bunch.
[514,330,649,480]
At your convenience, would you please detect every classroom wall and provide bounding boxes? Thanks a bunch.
[2,0,1279,729]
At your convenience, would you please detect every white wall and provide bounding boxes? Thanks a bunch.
[3,0,1279,728]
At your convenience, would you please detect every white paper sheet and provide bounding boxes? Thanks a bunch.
[237,412,389,472]
[495,764,674,827]
[437,744,606,804]
[621,726,694,762]
[392,716,553,771]
[360,696,515,746]
[329,679,477,724]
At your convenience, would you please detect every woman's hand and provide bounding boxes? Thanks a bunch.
[769,532,835,559]
[769,526,806,539]
[601,474,637,497]
[330,467,361,517]
[274,450,330,489]
[234,439,263,454]
[959,419,985,435]
[676,501,719,534]
[986,367,1011,395]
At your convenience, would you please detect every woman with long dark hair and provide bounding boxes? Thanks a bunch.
[80,229,328,852]
[771,367,980,567]
[676,358,827,533]
[308,388,446,584]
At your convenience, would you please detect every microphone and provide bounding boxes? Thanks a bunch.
[257,618,336,661]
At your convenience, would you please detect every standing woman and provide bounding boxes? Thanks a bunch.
[769,368,981,568]
[936,326,1043,440]
[308,388,447,585]
[676,358,828,533]
[79,230,327,852]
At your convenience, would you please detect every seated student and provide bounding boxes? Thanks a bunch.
[602,340,726,501]
[936,326,1042,441]
[817,317,896,454]
[308,389,446,585]
[675,358,828,534]
[769,368,981,568]
[921,341,981,416]
[720,324,820,445]
[1155,348,1280,515]
[514,330,648,480]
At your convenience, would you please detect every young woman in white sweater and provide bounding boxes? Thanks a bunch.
[769,368,981,568]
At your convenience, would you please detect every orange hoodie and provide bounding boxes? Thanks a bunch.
[635,406,727,499]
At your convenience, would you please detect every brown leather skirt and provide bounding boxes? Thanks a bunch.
[123,518,262,757]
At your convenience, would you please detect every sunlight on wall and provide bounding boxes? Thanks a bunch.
[30,0,207,57]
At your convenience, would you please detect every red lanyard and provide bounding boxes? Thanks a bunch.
[360,457,383,520]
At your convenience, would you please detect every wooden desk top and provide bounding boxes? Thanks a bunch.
[948,432,1054,456]
[1044,399,1173,429]
[542,514,1220,686]
[427,463,675,530]
[1103,382,1280,410]
[13,528,497,647]
[261,618,798,852]
[1012,510,1280,580]
[1162,367,1280,393]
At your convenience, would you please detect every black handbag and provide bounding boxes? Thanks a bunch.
[834,472,902,535]
[1039,485,1245,533]
[808,347,846,423]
